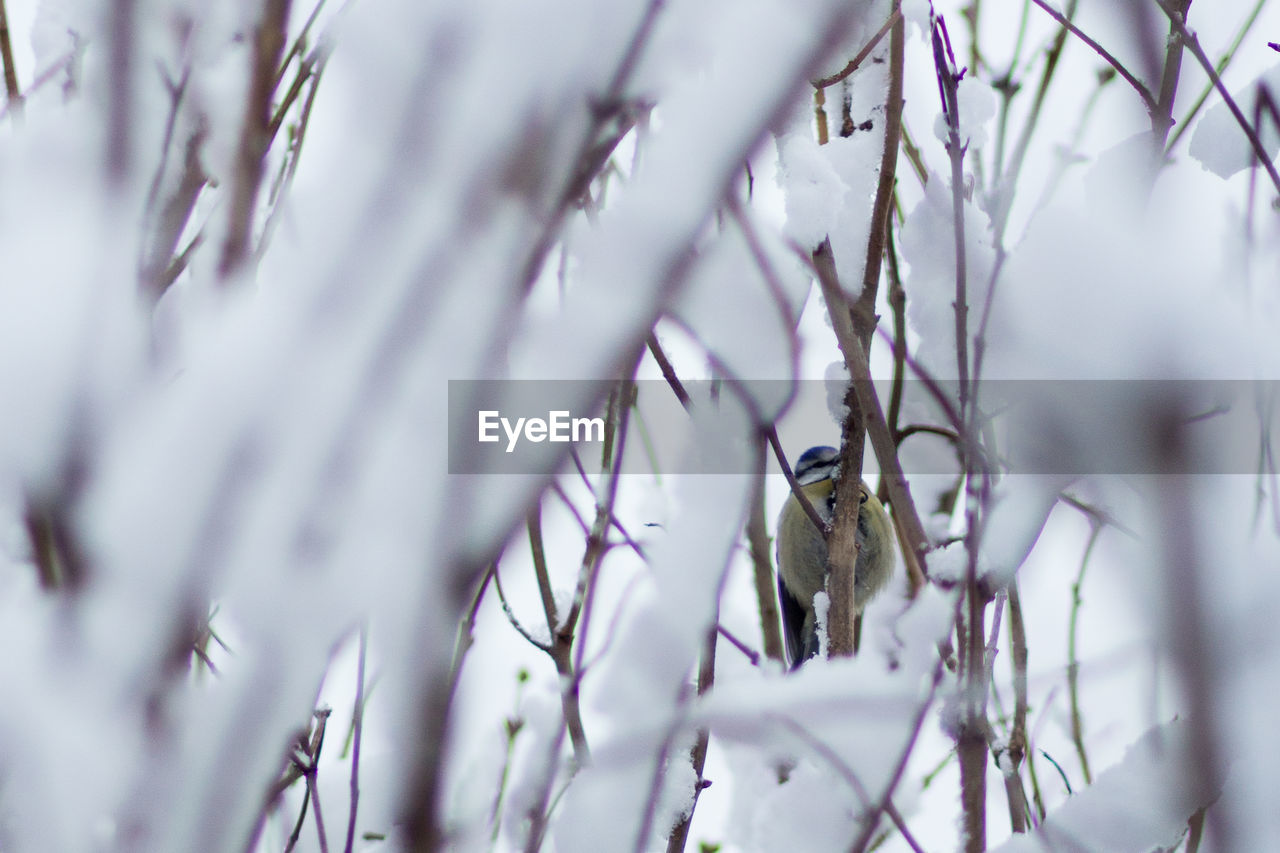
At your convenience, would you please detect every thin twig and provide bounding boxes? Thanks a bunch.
[274,0,329,88]
[492,561,552,653]
[775,717,927,853]
[856,5,905,344]
[343,627,368,853]
[446,564,495,705]
[219,0,292,279]
[1029,0,1155,110]
[0,43,82,121]
[633,698,690,853]
[308,765,331,853]
[0,0,20,108]
[519,0,664,294]
[931,14,971,421]
[765,426,828,540]
[1005,581,1030,834]
[665,626,717,853]
[989,0,1079,237]
[646,333,692,410]
[1150,0,1193,148]
[1166,0,1267,153]
[1152,0,1280,196]
[811,10,903,88]
[716,624,761,666]
[529,502,591,763]
[522,720,569,853]
[1067,518,1101,786]
[256,48,329,264]
[849,655,948,853]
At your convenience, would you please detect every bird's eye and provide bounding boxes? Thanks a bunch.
[859,491,869,504]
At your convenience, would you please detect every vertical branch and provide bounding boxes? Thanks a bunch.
[931,15,992,850]
[806,7,906,659]
[664,625,717,853]
[746,437,785,664]
[0,0,21,111]
[856,5,904,354]
[849,656,949,853]
[1067,519,1101,786]
[343,627,369,853]
[523,381,635,850]
[1150,0,1193,148]
[107,0,136,183]
[815,87,829,144]
[1166,0,1267,153]
[400,653,459,853]
[1154,412,1233,853]
[528,503,591,764]
[1007,580,1029,780]
[810,254,930,589]
[142,123,209,298]
[813,241,864,660]
[1153,0,1280,197]
[219,0,292,279]
[1003,581,1030,833]
[931,14,970,415]
[991,0,1078,237]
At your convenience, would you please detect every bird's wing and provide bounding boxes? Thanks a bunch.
[777,573,808,670]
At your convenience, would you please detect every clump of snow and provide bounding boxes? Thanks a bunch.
[777,133,850,248]
[933,75,998,150]
[1190,66,1280,179]
[989,721,1219,853]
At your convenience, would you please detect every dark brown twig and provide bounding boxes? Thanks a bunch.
[0,0,23,111]
[810,258,930,591]
[219,0,292,279]
[746,442,785,664]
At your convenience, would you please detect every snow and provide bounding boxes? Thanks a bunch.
[932,75,998,151]
[989,721,1217,853]
[1189,64,1280,179]
[777,133,850,249]
[2,0,1280,851]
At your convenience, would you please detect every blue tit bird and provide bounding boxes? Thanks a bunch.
[776,445,896,668]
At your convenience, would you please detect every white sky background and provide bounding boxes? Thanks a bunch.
[2,0,1280,852]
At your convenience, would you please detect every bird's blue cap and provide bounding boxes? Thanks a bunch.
[794,445,839,483]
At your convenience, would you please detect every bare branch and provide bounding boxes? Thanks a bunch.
[0,0,22,111]
[1152,0,1280,196]
[1029,0,1155,110]
[219,0,293,279]
[811,9,902,89]
[343,627,368,853]
[664,626,717,853]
